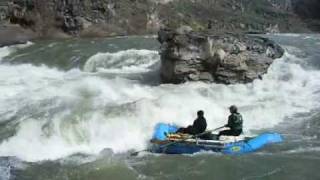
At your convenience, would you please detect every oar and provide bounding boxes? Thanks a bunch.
[130,125,225,156]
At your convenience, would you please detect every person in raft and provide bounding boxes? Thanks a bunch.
[176,110,207,135]
[218,105,243,139]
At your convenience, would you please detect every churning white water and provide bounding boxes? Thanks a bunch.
[0,40,319,162]
[83,49,159,73]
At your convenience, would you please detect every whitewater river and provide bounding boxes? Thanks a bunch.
[0,34,319,180]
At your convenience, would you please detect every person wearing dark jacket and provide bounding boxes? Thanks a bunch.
[177,110,207,135]
[218,105,243,139]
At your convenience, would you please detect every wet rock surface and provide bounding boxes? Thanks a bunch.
[158,27,284,84]
[0,24,36,47]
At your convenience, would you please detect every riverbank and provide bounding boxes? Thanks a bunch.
[0,24,36,47]
[1,0,319,46]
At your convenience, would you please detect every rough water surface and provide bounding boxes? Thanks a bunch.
[0,35,320,180]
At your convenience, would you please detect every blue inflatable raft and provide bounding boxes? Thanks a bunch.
[150,123,283,155]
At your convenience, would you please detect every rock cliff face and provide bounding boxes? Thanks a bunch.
[291,0,320,31]
[4,0,170,38]
[158,27,284,84]
[1,0,320,39]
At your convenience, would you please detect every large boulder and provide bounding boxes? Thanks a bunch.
[0,24,36,47]
[158,27,284,84]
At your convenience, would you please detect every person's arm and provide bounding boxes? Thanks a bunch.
[192,118,198,127]
[225,115,232,127]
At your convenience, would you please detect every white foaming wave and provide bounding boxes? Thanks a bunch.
[0,42,34,61]
[0,46,12,60]
[83,49,159,73]
[0,164,10,180]
[14,41,34,49]
[272,33,302,37]
[0,63,160,161]
[302,34,320,40]
[0,48,320,162]
[0,64,154,123]
[272,34,320,41]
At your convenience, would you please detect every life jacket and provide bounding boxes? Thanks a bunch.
[192,116,207,134]
[228,113,243,130]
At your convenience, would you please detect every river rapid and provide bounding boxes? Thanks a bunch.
[0,34,319,180]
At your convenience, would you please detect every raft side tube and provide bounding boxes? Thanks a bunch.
[222,133,283,154]
[152,123,179,141]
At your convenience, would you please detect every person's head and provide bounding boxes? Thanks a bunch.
[197,110,204,117]
[229,105,238,113]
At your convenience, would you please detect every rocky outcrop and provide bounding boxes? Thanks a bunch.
[158,27,284,84]
[1,0,320,40]
[0,0,8,22]
[4,0,163,37]
[291,0,320,31]
[292,0,320,19]
[0,24,36,47]
[0,0,319,44]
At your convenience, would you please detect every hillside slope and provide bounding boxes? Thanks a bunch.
[0,0,319,39]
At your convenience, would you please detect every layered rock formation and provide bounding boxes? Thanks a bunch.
[0,24,36,47]
[158,27,284,84]
[3,0,166,38]
[1,0,320,40]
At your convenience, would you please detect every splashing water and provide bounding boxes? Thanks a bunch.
[0,36,319,163]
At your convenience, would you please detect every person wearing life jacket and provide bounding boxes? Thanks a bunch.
[177,110,207,135]
[218,105,243,138]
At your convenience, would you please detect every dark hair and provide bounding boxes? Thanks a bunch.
[229,105,238,113]
[197,110,204,117]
